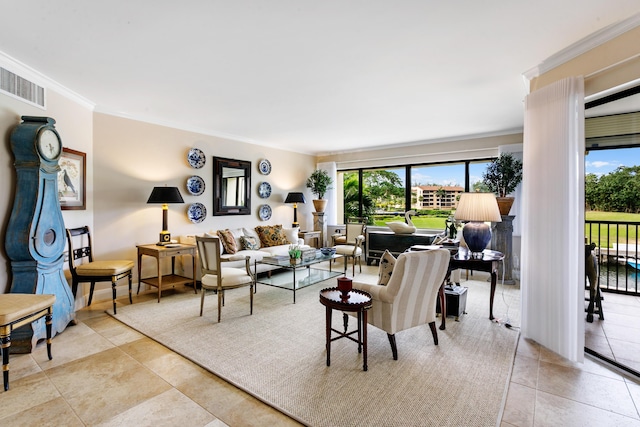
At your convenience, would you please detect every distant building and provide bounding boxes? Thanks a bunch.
[412,185,464,210]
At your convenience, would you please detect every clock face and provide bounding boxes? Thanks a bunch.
[37,128,62,161]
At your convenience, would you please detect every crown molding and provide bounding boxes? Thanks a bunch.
[522,12,640,86]
[0,50,95,110]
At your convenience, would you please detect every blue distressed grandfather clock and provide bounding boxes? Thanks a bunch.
[5,116,75,352]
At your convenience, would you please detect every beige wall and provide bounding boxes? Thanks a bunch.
[0,90,93,294]
[92,113,316,289]
[530,26,640,96]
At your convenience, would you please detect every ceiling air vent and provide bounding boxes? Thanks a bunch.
[0,66,45,108]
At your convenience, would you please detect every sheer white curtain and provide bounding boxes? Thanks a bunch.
[316,161,337,227]
[521,77,585,363]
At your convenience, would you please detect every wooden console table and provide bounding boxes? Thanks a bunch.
[440,248,504,329]
[137,244,197,302]
[366,230,438,265]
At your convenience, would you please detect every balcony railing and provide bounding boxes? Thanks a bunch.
[586,220,640,296]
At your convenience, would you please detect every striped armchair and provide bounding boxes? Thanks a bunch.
[352,249,450,360]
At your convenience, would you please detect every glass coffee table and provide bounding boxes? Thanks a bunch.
[256,251,343,303]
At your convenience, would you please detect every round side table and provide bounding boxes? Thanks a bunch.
[319,287,372,371]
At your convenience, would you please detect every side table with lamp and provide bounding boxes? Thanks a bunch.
[139,186,197,302]
[438,192,505,328]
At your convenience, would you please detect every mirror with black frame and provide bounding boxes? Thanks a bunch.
[212,156,251,215]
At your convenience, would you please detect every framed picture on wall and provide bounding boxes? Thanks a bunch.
[58,147,86,210]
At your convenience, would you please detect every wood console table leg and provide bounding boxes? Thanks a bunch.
[489,268,497,320]
[157,257,162,303]
[438,283,446,330]
[137,252,142,295]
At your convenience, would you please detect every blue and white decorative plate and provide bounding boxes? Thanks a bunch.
[258,181,271,199]
[186,175,205,196]
[259,159,271,175]
[187,203,207,223]
[187,148,206,169]
[259,204,272,221]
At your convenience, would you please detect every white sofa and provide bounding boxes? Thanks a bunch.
[178,226,310,280]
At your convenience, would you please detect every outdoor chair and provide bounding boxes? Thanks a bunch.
[585,242,604,322]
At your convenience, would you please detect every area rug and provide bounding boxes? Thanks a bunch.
[109,273,521,426]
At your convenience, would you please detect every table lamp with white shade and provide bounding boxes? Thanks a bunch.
[454,192,502,257]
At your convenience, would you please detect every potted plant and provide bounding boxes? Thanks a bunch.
[288,244,302,264]
[482,153,523,215]
[306,169,333,212]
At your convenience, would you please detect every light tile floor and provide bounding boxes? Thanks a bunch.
[502,291,640,427]
[2,270,640,426]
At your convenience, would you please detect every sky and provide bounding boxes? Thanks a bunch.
[410,162,491,188]
[376,146,639,189]
[585,147,640,176]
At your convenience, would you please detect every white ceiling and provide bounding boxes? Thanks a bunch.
[1,1,639,155]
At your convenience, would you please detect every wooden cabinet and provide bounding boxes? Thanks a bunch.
[366,230,438,265]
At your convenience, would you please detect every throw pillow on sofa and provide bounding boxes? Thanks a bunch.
[283,227,300,244]
[377,250,396,286]
[242,227,262,249]
[255,225,288,247]
[240,235,260,250]
[217,229,238,254]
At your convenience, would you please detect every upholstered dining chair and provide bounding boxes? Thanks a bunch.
[196,235,255,322]
[0,293,55,391]
[351,249,450,360]
[331,218,367,246]
[66,226,134,314]
[332,222,366,275]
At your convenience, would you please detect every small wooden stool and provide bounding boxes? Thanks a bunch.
[0,294,55,391]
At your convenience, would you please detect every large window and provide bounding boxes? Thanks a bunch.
[338,159,493,229]
[411,163,464,210]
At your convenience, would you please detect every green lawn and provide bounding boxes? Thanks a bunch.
[586,211,640,248]
[373,214,448,231]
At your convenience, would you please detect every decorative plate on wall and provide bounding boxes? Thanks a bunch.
[258,181,271,199]
[187,202,207,223]
[186,175,205,196]
[258,159,271,175]
[259,204,272,221]
[187,148,206,169]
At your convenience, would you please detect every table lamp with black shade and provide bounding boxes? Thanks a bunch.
[284,192,306,228]
[453,192,502,258]
[147,186,184,245]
